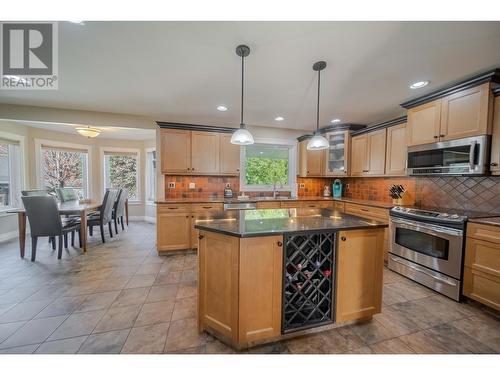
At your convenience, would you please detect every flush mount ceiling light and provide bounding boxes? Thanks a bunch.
[307,61,329,151]
[331,118,341,123]
[217,105,228,112]
[76,126,101,138]
[274,116,285,122]
[410,80,429,89]
[231,44,254,146]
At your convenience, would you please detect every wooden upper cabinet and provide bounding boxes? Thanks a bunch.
[350,135,368,176]
[385,124,407,176]
[324,131,350,176]
[191,131,220,174]
[406,99,442,146]
[306,148,324,177]
[366,129,387,175]
[489,95,500,175]
[160,129,191,174]
[440,83,492,141]
[219,133,241,175]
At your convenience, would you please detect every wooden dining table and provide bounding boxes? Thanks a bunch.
[10,200,102,258]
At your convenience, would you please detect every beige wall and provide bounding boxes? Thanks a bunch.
[0,121,156,239]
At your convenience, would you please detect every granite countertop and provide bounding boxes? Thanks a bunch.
[468,217,500,227]
[194,208,388,238]
[156,196,397,209]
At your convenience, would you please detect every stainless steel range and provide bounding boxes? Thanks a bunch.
[388,206,468,301]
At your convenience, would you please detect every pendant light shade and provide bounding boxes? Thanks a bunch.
[307,61,329,151]
[231,44,254,146]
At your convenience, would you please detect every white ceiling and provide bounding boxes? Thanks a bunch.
[1,21,500,132]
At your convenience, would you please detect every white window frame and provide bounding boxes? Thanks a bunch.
[34,138,91,199]
[0,131,26,212]
[145,147,156,204]
[100,147,141,204]
[240,138,297,192]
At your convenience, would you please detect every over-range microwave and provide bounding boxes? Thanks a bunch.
[407,135,490,176]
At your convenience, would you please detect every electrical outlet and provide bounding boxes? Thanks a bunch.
[299,183,305,189]
[168,182,175,189]
[189,182,196,189]
[225,183,231,188]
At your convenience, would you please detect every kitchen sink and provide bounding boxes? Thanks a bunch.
[258,196,292,200]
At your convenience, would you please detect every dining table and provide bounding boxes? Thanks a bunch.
[9,200,103,258]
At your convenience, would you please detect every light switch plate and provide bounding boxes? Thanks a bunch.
[189,182,196,189]
[299,183,305,189]
[168,182,175,189]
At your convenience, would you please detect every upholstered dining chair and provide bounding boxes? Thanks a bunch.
[112,188,128,234]
[87,189,118,243]
[21,196,81,261]
[21,189,48,196]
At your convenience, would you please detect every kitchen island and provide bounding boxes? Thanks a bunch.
[195,208,388,349]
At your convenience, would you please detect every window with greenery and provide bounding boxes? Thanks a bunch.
[242,144,294,191]
[104,151,139,201]
[0,139,22,209]
[41,146,88,199]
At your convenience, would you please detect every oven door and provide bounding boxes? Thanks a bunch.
[389,217,464,279]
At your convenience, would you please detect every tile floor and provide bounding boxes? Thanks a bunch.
[0,221,499,354]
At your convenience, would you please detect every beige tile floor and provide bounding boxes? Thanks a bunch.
[0,222,498,354]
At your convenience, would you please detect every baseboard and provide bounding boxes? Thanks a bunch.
[144,216,156,224]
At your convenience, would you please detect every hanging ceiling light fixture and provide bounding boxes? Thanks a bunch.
[76,126,101,138]
[307,61,329,151]
[230,44,254,145]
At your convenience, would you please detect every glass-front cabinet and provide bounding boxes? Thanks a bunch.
[324,131,349,176]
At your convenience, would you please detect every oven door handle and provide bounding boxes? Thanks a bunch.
[391,217,463,237]
[469,140,477,169]
[389,256,458,286]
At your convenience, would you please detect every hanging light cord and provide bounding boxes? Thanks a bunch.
[240,53,245,127]
[316,68,321,132]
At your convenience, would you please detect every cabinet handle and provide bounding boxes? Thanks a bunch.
[277,241,283,247]
[341,236,346,241]
[362,170,369,173]
[199,235,204,240]
[202,206,212,209]
[361,208,369,212]
[491,163,498,167]
[168,207,178,210]
[440,134,445,137]
[236,169,239,172]
[186,215,189,218]
[433,136,439,139]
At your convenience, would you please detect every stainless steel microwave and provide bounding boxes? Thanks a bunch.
[407,135,490,176]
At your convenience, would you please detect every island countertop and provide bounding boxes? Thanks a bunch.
[194,208,388,237]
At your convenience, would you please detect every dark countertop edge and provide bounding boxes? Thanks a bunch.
[468,217,500,227]
[195,223,389,238]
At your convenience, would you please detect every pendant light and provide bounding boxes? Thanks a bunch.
[76,126,101,138]
[307,61,329,151]
[230,44,254,145]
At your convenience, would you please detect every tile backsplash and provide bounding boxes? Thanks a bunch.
[341,177,417,205]
[164,176,239,199]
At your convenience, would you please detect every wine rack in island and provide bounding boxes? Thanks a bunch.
[282,232,335,333]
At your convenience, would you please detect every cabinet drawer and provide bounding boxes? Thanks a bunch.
[280,201,302,208]
[345,203,389,222]
[463,267,500,311]
[465,237,500,278]
[158,204,192,213]
[191,203,223,212]
[256,201,281,209]
[467,223,500,244]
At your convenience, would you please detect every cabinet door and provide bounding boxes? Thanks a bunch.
[367,129,387,175]
[335,229,384,323]
[306,148,324,176]
[239,236,282,343]
[491,95,500,174]
[219,133,241,174]
[441,83,492,141]
[160,129,191,174]
[324,131,349,176]
[350,135,368,176]
[156,212,191,252]
[406,100,442,146]
[385,124,407,175]
[191,131,220,174]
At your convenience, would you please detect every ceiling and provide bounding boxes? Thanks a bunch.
[1,21,500,132]
[20,121,156,140]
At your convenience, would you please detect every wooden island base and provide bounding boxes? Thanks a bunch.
[197,228,385,350]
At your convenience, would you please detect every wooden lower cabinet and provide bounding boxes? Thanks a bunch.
[463,223,500,311]
[198,232,283,347]
[335,228,385,323]
[156,212,191,252]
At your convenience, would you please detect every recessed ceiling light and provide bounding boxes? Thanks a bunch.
[274,116,284,121]
[217,105,228,112]
[410,80,429,89]
[331,119,341,123]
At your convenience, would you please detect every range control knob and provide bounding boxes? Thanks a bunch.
[441,213,449,217]
[450,214,460,219]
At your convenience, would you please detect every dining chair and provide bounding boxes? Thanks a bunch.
[21,196,81,261]
[21,189,48,196]
[87,189,118,243]
[112,188,128,234]
[56,187,79,202]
